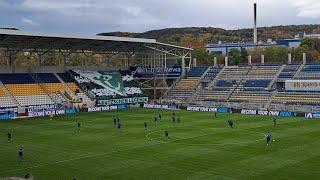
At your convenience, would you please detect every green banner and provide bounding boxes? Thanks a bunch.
[74,70,126,96]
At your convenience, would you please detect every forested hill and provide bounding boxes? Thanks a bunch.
[98,24,320,45]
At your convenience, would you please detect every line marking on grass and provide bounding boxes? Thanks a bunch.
[1,140,166,175]
[145,128,266,146]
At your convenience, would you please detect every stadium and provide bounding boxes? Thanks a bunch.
[1,2,320,180]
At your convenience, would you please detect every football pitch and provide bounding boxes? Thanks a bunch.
[1,108,320,180]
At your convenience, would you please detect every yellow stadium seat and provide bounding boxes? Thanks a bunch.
[6,84,46,96]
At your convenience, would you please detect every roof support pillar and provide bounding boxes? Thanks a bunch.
[225,56,228,67]
[164,54,167,69]
[36,53,41,67]
[7,50,18,73]
[214,57,217,67]
[181,55,186,76]
[288,53,292,64]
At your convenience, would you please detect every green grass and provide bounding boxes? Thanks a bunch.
[1,108,320,180]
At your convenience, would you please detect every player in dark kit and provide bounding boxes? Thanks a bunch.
[165,131,169,140]
[158,113,162,120]
[177,117,180,124]
[113,117,117,127]
[154,116,158,123]
[144,122,148,130]
[18,145,24,161]
[172,116,175,123]
[77,122,81,132]
[117,117,120,124]
[266,131,272,146]
[214,112,217,119]
[273,118,277,127]
[117,122,121,129]
[7,132,12,142]
[228,118,234,128]
[172,111,175,116]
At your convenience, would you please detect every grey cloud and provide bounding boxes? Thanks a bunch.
[0,0,319,34]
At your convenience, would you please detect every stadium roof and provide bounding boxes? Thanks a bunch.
[0,29,192,55]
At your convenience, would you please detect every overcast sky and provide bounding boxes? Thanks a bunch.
[0,0,319,35]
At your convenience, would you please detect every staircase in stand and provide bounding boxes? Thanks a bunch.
[207,66,226,89]
[293,64,304,79]
[54,73,77,101]
[267,64,286,90]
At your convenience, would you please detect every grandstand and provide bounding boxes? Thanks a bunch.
[0,29,192,114]
[2,27,320,180]
[163,63,320,112]
[1,29,320,116]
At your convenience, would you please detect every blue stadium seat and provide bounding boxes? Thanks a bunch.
[186,67,208,77]
[216,80,236,87]
[244,80,270,88]
[58,73,74,82]
[0,74,34,84]
[33,73,60,83]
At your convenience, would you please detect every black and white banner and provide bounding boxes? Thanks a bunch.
[143,104,177,110]
[187,106,217,112]
[88,106,118,112]
[241,109,280,116]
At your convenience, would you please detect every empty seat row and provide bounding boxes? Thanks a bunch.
[58,73,74,83]
[0,87,6,97]
[186,67,208,77]
[0,96,16,108]
[33,73,60,83]
[273,92,320,105]
[0,74,34,84]
[202,67,221,81]
[165,89,194,101]
[6,84,46,96]
[195,90,229,101]
[174,77,199,89]
[15,95,54,106]
[243,80,270,88]
[229,91,270,102]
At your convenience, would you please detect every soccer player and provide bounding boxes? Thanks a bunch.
[228,118,234,128]
[77,122,81,132]
[158,113,162,120]
[165,130,169,140]
[7,132,12,142]
[154,116,158,123]
[214,112,217,119]
[144,122,148,130]
[177,117,181,124]
[117,117,120,124]
[273,118,277,127]
[18,145,24,161]
[266,131,272,146]
[172,111,176,117]
[172,116,175,123]
[117,122,121,130]
[113,117,117,127]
